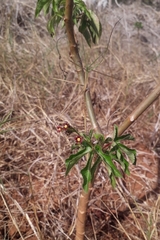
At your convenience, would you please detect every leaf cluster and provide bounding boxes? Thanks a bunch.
[65,125,136,192]
[35,0,102,46]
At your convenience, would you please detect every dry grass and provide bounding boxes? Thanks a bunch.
[0,0,160,239]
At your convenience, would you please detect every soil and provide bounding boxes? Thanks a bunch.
[0,0,160,239]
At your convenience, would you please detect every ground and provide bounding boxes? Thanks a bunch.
[0,0,160,239]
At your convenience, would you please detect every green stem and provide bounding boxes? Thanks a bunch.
[85,88,102,134]
[64,1,102,239]
[64,0,102,135]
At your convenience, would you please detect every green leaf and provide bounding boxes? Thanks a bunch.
[87,10,102,43]
[0,112,12,127]
[74,0,87,7]
[52,0,58,13]
[122,158,130,175]
[78,9,101,47]
[35,0,51,17]
[65,146,92,175]
[104,137,113,143]
[79,15,92,47]
[134,21,143,30]
[47,17,55,35]
[110,174,116,188]
[118,143,136,165]
[113,125,118,140]
[104,164,117,188]
[95,145,122,178]
[82,129,94,142]
[115,134,135,141]
[116,149,121,160]
[43,0,52,14]
[81,139,92,148]
[91,157,101,177]
[112,151,130,175]
[81,169,91,192]
[88,129,94,139]
[110,144,119,152]
[81,152,93,192]
[93,133,104,142]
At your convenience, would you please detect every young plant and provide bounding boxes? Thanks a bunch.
[134,21,143,38]
[0,112,12,134]
[35,1,160,239]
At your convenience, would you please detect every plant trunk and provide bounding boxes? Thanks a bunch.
[75,184,92,240]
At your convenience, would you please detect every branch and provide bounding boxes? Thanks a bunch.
[118,83,160,136]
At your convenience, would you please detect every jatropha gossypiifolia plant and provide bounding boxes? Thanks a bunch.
[58,123,136,192]
[35,1,160,238]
